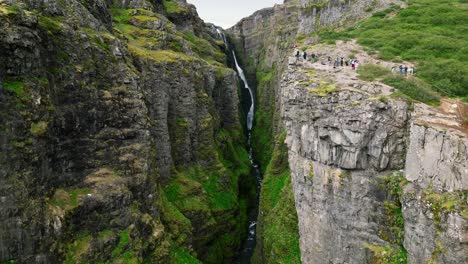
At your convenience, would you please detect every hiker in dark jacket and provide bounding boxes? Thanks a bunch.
[303,51,307,60]
[296,51,300,58]
[340,57,344,67]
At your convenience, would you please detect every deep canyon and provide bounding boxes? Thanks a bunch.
[0,0,466,263]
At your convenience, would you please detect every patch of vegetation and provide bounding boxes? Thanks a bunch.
[30,121,48,137]
[303,0,329,14]
[0,3,22,19]
[383,75,440,105]
[253,66,277,171]
[38,16,63,34]
[111,8,131,24]
[110,229,137,262]
[162,128,251,263]
[163,0,188,15]
[64,232,92,264]
[3,80,25,98]
[309,81,339,97]
[253,132,301,263]
[170,246,201,264]
[357,64,391,81]
[422,189,468,228]
[364,243,408,264]
[183,32,225,63]
[355,63,440,105]
[319,0,468,101]
[367,173,409,263]
[128,44,193,63]
[49,188,92,211]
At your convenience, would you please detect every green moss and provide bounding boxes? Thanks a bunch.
[253,131,301,263]
[160,190,192,245]
[364,243,407,264]
[111,8,131,24]
[357,64,391,81]
[383,75,440,105]
[3,80,26,101]
[163,0,188,15]
[0,3,20,17]
[98,230,114,241]
[170,246,201,264]
[128,44,193,63]
[309,81,339,97]
[370,173,409,263]
[162,128,251,263]
[422,189,468,228]
[182,32,225,63]
[252,66,277,171]
[38,16,63,34]
[49,188,92,211]
[64,232,92,264]
[30,121,48,137]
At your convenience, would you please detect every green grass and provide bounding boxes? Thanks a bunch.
[367,173,409,264]
[49,188,92,211]
[3,81,25,97]
[383,75,440,105]
[38,16,63,34]
[319,0,468,101]
[364,243,408,264]
[422,190,468,228]
[310,81,339,97]
[30,121,48,137]
[355,64,441,105]
[64,232,92,264]
[170,246,201,264]
[111,8,131,24]
[357,64,391,81]
[253,66,277,172]
[254,132,301,263]
[163,0,188,15]
[161,128,251,263]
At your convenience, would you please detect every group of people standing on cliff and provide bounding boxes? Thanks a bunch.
[295,50,360,70]
[392,65,415,75]
[327,56,360,70]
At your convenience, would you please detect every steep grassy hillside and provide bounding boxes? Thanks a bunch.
[252,132,301,264]
[319,0,468,102]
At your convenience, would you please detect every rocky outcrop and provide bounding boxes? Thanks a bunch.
[281,58,467,263]
[0,0,250,263]
[281,59,410,263]
[402,104,468,264]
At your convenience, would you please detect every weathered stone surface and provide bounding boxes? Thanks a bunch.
[405,123,468,192]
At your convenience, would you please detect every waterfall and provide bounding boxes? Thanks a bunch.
[232,51,255,131]
[216,27,228,47]
[215,27,261,264]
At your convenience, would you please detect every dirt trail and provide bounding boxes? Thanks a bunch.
[293,40,467,135]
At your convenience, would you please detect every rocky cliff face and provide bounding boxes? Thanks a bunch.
[0,0,251,263]
[229,0,467,263]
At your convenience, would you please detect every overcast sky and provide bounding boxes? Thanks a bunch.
[187,0,284,29]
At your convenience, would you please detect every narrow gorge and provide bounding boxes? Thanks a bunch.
[1,0,467,263]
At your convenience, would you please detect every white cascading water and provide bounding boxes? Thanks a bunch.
[215,27,260,263]
[215,28,228,48]
[232,51,255,131]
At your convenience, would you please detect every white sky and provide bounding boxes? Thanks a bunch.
[187,0,284,29]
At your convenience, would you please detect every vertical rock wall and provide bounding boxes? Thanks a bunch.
[0,0,250,262]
